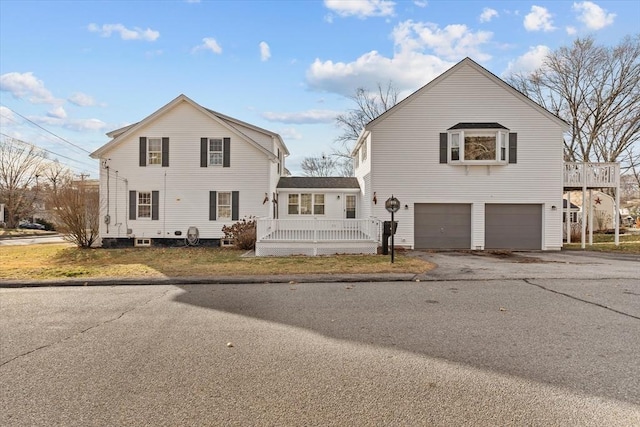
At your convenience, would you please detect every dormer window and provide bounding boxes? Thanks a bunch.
[441,123,516,165]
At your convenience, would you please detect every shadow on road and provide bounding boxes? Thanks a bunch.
[172,280,640,405]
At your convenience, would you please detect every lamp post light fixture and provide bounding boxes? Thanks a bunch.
[385,195,400,263]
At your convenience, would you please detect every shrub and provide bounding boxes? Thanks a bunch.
[221,216,257,250]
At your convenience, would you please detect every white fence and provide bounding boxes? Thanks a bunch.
[564,162,620,188]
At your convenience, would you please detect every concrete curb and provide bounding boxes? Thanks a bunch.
[0,273,421,288]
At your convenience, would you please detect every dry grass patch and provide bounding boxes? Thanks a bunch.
[563,233,640,254]
[0,244,434,280]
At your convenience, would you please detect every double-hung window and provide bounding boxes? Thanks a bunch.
[147,138,162,165]
[217,192,231,219]
[138,192,151,218]
[209,138,223,166]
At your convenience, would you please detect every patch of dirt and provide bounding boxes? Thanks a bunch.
[467,250,549,263]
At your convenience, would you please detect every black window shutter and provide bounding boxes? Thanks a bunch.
[139,137,147,167]
[439,133,448,164]
[201,138,208,167]
[129,191,137,220]
[161,137,169,167]
[509,133,517,164]
[151,191,159,220]
[232,191,239,220]
[223,137,231,167]
[209,191,217,220]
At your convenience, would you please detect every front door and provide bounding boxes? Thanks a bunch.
[345,195,356,218]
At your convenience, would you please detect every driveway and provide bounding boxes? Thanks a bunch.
[1,251,639,426]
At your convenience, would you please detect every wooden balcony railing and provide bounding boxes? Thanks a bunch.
[563,162,620,188]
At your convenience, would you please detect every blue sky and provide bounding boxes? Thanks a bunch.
[1,0,638,177]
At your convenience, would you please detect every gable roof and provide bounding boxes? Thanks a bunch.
[277,177,360,189]
[352,57,569,153]
[91,94,289,159]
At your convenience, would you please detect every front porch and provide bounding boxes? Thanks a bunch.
[255,218,381,256]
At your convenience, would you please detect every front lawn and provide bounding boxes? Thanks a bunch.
[0,244,434,280]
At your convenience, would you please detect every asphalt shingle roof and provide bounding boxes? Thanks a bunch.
[277,177,360,189]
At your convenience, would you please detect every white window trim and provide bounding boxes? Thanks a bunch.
[208,138,223,166]
[137,191,152,220]
[147,137,162,166]
[448,129,509,165]
[217,191,232,219]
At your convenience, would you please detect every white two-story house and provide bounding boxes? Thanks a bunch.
[351,57,569,251]
[90,94,289,247]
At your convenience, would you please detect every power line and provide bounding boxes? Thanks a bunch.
[0,132,98,171]
[0,103,93,155]
[0,132,95,175]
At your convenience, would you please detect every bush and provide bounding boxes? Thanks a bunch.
[221,217,256,250]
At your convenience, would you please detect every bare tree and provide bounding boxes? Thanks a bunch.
[332,81,400,175]
[507,35,640,168]
[49,173,100,248]
[0,135,47,228]
[300,154,340,177]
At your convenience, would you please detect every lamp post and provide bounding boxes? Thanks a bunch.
[385,195,400,263]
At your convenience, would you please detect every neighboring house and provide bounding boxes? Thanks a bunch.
[566,190,616,231]
[0,203,5,226]
[351,57,568,251]
[90,94,289,247]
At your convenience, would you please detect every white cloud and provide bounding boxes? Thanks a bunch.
[0,106,16,127]
[414,1,428,7]
[524,5,556,32]
[566,26,577,35]
[260,41,271,61]
[306,19,493,96]
[192,37,223,54]
[278,127,303,140]
[68,92,96,107]
[480,8,498,23]
[0,71,59,104]
[573,1,615,30]
[145,50,164,58]
[32,114,107,132]
[392,20,493,61]
[324,0,395,19]
[262,109,339,124]
[503,45,550,77]
[48,106,67,119]
[87,23,159,41]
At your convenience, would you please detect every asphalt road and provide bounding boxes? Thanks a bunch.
[1,252,639,426]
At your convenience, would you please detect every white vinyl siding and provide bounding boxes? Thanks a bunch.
[98,100,274,240]
[361,61,565,250]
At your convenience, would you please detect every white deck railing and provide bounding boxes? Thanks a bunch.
[563,162,620,188]
[256,217,381,242]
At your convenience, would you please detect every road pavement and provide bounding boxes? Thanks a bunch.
[1,251,639,426]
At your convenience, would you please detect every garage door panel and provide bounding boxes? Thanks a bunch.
[414,204,471,249]
[485,204,542,250]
